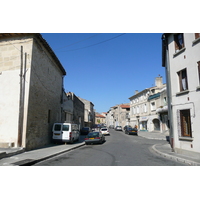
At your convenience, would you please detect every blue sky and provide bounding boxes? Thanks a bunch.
[41,33,165,113]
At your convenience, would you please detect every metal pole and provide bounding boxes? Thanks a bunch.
[18,46,23,147]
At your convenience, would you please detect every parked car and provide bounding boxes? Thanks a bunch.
[85,132,105,145]
[124,125,132,131]
[109,125,114,129]
[52,123,80,144]
[100,127,110,135]
[80,127,91,135]
[125,127,138,135]
[115,126,122,131]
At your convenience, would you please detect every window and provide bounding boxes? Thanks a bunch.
[177,68,188,91]
[180,109,192,137]
[174,33,184,52]
[151,89,155,94]
[144,104,147,113]
[151,102,155,111]
[63,125,69,131]
[54,124,61,131]
[198,61,200,85]
[136,106,139,114]
[195,33,200,39]
[163,97,167,105]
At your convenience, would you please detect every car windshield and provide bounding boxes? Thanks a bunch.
[83,127,89,130]
[88,132,99,137]
[101,129,107,131]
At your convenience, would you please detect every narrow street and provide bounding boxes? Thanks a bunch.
[34,129,186,166]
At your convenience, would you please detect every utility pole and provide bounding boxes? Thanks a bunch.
[18,47,27,147]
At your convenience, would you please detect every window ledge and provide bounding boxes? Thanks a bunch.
[176,90,189,96]
[179,137,193,141]
[192,37,200,45]
[173,47,186,57]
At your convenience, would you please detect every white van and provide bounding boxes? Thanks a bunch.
[52,123,80,144]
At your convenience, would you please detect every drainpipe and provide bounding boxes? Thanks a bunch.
[162,34,174,151]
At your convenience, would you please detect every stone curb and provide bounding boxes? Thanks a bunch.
[0,148,25,160]
[151,144,200,166]
[12,143,86,166]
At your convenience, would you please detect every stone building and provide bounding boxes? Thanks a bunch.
[66,92,84,130]
[0,33,66,150]
[129,77,166,132]
[95,113,106,125]
[107,104,130,128]
[78,97,95,128]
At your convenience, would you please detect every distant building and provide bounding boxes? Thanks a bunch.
[129,77,166,132]
[106,104,130,128]
[95,113,106,125]
[162,33,200,158]
[78,97,95,128]
[66,92,84,130]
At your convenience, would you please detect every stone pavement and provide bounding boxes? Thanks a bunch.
[0,131,200,166]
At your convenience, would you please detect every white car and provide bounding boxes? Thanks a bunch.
[100,128,110,136]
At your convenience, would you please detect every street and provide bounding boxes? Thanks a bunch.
[34,129,187,166]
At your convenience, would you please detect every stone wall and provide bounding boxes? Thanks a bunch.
[25,37,64,150]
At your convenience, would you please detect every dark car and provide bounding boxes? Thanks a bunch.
[125,127,138,135]
[80,127,91,135]
[124,125,132,131]
[84,132,105,145]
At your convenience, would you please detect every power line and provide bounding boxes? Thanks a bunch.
[59,33,126,52]
[54,33,101,50]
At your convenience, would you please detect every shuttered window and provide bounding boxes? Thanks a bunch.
[195,33,200,39]
[174,33,184,52]
[180,109,192,137]
[177,68,188,91]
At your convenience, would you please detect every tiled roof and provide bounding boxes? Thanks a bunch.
[95,114,105,118]
[120,104,130,108]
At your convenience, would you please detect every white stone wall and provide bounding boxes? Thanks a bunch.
[25,37,64,150]
[0,37,32,147]
[167,33,200,157]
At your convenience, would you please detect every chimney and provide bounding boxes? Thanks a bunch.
[135,90,139,94]
[155,76,163,88]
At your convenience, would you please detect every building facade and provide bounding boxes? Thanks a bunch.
[78,97,95,128]
[162,33,200,158]
[66,92,84,130]
[0,33,66,150]
[107,104,130,128]
[129,77,166,132]
[95,113,106,125]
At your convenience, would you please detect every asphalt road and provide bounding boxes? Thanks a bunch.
[34,129,187,166]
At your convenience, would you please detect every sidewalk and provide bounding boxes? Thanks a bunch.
[1,131,200,166]
[138,130,200,166]
[0,137,85,166]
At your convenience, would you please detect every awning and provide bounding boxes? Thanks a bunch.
[156,106,168,113]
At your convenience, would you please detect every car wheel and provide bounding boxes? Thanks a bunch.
[71,138,74,144]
